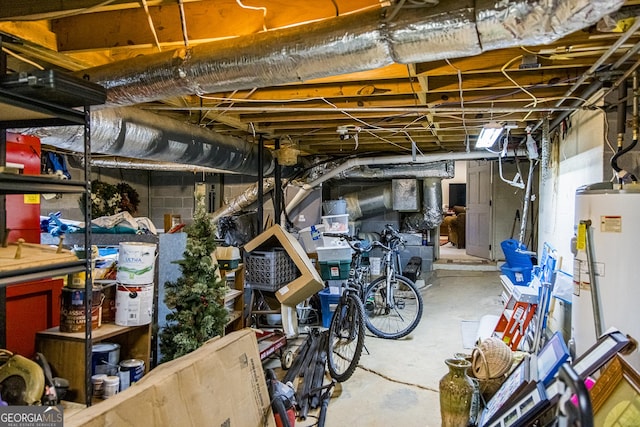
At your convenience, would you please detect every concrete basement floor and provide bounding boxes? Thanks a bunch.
[274,267,505,427]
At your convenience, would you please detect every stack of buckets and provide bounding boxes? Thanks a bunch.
[60,272,103,332]
[115,242,157,327]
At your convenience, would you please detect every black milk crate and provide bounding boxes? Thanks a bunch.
[245,248,298,292]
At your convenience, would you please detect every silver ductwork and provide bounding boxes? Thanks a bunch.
[79,0,623,107]
[29,0,619,175]
[21,107,273,176]
[340,161,454,179]
[422,177,444,230]
[323,177,443,226]
[90,157,230,174]
[343,185,393,221]
[211,178,275,222]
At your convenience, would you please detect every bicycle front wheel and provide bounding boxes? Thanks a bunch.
[327,293,365,382]
[363,274,424,339]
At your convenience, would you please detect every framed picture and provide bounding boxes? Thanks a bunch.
[590,354,640,425]
[479,356,535,426]
[485,383,550,427]
[572,330,631,380]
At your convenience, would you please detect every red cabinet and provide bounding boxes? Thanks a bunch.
[5,132,41,244]
[5,278,63,358]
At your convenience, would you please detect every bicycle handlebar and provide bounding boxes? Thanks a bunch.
[380,224,406,249]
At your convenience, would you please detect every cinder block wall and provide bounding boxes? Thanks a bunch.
[41,164,150,223]
[149,172,196,229]
[40,165,219,231]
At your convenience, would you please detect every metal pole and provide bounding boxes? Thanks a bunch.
[274,138,282,226]
[582,220,604,338]
[83,104,94,406]
[518,160,536,246]
[257,135,264,234]
[0,36,6,349]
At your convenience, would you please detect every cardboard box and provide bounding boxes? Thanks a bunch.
[65,329,274,427]
[245,225,324,306]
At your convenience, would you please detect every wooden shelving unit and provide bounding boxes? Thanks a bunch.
[35,324,151,404]
[221,264,245,334]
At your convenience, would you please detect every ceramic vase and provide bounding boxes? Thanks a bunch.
[439,358,474,427]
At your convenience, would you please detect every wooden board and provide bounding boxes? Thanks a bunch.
[0,242,78,272]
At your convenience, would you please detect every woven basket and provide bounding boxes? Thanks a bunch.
[471,337,513,380]
[475,372,507,402]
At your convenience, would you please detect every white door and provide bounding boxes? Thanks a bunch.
[466,160,492,259]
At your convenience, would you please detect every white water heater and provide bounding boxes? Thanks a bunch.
[573,183,640,367]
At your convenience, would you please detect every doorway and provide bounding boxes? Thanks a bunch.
[436,161,493,266]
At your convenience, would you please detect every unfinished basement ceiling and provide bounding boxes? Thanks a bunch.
[1,0,640,165]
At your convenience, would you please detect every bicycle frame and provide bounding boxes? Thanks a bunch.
[379,233,404,309]
[326,226,423,340]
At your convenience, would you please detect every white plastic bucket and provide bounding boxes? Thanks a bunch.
[117,242,157,284]
[115,283,154,326]
[102,376,120,398]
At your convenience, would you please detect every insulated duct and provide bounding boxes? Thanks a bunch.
[211,178,275,222]
[79,0,623,107]
[422,177,443,230]
[285,150,529,217]
[340,161,454,179]
[343,185,393,221]
[89,157,228,174]
[21,107,273,177]
[33,0,619,175]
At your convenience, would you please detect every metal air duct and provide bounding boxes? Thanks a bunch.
[33,0,619,175]
[20,107,273,176]
[343,185,393,221]
[89,157,229,174]
[211,178,275,222]
[79,0,623,107]
[340,161,454,179]
[422,177,443,230]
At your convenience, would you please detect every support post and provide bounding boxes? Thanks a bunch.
[274,138,282,225]
[257,135,264,234]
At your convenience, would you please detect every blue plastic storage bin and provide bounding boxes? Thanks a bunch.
[319,288,340,328]
[501,264,532,286]
[501,239,534,268]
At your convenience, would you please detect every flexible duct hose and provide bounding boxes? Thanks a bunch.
[611,72,639,183]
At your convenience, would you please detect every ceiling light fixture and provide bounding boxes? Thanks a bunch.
[475,121,503,148]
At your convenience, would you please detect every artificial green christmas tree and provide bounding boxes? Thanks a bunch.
[159,198,228,362]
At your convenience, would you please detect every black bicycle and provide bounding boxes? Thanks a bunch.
[363,225,424,339]
[329,226,424,339]
[325,238,369,382]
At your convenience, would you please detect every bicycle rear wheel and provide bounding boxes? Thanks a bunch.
[327,293,365,382]
[363,274,423,339]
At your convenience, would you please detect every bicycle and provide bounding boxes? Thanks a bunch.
[325,227,424,339]
[363,225,424,339]
[324,237,369,382]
